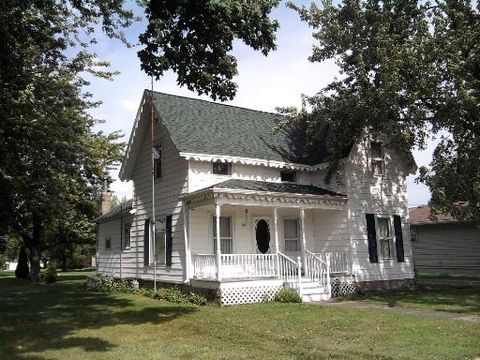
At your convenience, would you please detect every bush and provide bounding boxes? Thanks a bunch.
[15,246,29,279]
[44,261,57,283]
[85,276,207,305]
[273,288,302,303]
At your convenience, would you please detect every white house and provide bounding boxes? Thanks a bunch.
[96,90,416,304]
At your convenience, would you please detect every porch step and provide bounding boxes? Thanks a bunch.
[299,277,330,302]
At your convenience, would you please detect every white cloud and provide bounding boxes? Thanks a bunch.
[119,99,138,112]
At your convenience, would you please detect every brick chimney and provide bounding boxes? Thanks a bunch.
[100,177,113,215]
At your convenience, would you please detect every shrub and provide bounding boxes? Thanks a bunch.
[273,288,302,303]
[44,261,58,283]
[15,246,29,279]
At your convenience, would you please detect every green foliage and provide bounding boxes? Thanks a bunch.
[44,261,57,283]
[0,1,132,281]
[286,0,480,223]
[0,234,20,269]
[145,287,207,305]
[138,0,280,100]
[86,276,207,305]
[273,288,302,303]
[15,246,29,280]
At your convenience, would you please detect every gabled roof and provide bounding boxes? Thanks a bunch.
[409,205,457,225]
[96,199,133,223]
[151,91,336,164]
[186,179,345,198]
[120,91,346,180]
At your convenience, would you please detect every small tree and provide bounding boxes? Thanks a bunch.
[44,261,57,283]
[15,246,29,279]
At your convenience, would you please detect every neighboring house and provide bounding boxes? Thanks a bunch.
[410,205,480,274]
[96,90,416,304]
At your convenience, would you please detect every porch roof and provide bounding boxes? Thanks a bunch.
[182,179,347,209]
[208,179,344,197]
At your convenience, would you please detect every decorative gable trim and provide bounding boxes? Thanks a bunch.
[180,152,331,172]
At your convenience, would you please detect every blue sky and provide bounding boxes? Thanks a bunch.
[88,1,432,206]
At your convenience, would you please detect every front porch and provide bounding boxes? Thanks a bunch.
[181,179,353,303]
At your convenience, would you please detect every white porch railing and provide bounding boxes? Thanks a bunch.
[314,251,352,274]
[278,252,302,295]
[305,250,330,290]
[220,254,278,279]
[192,254,216,279]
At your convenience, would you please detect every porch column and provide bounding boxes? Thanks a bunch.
[273,207,280,276]
[182,201,191,282]
[215,202,222,280]
[300,208,307,270]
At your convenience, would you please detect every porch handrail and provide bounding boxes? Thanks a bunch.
[304,249,330,293]
[192,254,216,279]
[219,253,277,279]
[278,252,302,296]
[314,251,352,274]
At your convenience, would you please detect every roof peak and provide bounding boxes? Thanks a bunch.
[146,89,282,117]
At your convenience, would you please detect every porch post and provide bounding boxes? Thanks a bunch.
[273,207,280,276]
[215,202,222,280]
[182,201,191,282]
[300,208,307,271]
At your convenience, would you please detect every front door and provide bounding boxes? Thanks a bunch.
[255,218,271,254]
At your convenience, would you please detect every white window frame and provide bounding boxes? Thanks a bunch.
[105,236,112,250]
[123,222,131,250]
[283,218,300,252]
[212,215,234,254]
[212,161,232,176]
[375,216,395,260]
[369,140,385,176]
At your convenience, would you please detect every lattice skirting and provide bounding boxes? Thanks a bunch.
[220,285,283,305]
[331,280,356,297]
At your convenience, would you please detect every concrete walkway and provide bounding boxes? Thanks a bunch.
[317,300,480,323]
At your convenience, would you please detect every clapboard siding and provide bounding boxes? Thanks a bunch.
[345,138,415,282]
[98,101,188,283]
[412,223,480,273]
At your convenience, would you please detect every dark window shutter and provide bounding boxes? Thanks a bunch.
[165,215,173,267]
[393,215,405,262]
[143,218,150,266]
[366,214,378,263]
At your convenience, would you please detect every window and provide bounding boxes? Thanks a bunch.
[154,145,162,178]
[212,216,233,253]
[370,141,384,175]
[105,237,111,249]
[280,170,297,182]
[213,161,232,175]
[410,226,417,242]
[284,219,300,252]
[123,222,131,249]
[377,217,394,259]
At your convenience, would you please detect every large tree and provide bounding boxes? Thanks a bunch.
[0,1,133,280]
[284,0,479,223]
[138,0,281,100]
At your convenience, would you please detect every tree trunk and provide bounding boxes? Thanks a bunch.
[28,247,42,282]
[61,253,67,272]
[27,215,43,282]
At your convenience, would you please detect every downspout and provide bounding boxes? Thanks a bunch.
[150,80,157,291]
[120,203,123,280]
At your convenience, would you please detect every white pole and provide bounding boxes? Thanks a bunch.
[273,207,279,276]
[300,208,307,273]
[215,203,222,280]
[183,201,191,282]
[150,80,157,291]
[119,203,123,280]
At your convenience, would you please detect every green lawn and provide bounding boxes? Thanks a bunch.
[1,271,479,360]
[350,274,480,315]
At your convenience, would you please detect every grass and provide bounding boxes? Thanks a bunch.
[347,272,480,315]
[0,271,479,360]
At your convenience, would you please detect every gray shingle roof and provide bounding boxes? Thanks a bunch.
[151,91,336,165]
[96,199,133,223]
[204,179,345,197]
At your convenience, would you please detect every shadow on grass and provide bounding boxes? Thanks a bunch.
[0,273,197,359]
[341,283,480,314]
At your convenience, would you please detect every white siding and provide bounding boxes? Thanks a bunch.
[412,223,480,273]
[97,214,133,277]
[345,139,415,282]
